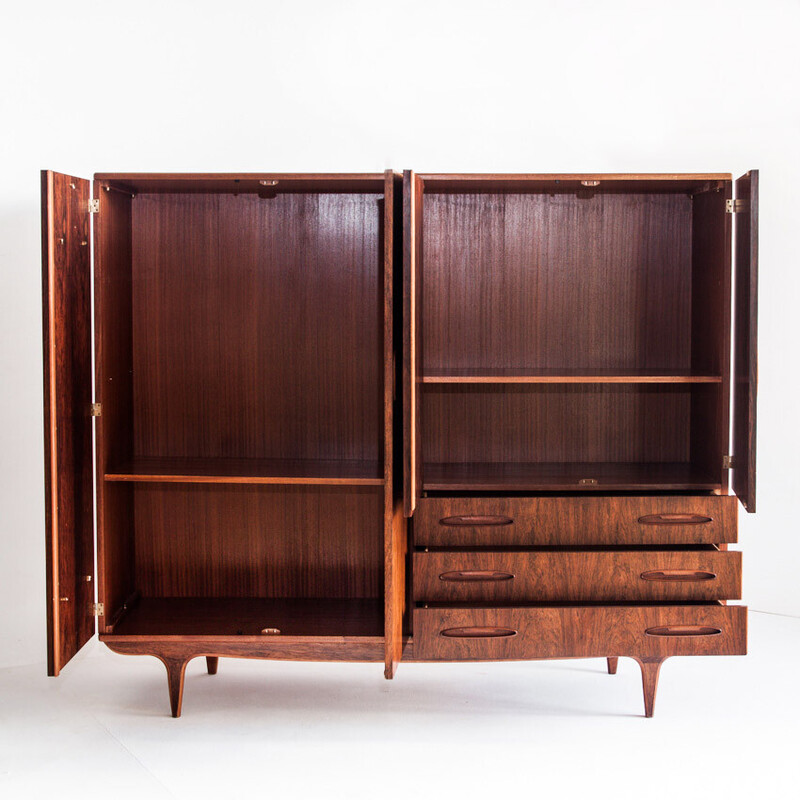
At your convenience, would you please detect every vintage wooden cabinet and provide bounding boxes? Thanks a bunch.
[42,170,757,717]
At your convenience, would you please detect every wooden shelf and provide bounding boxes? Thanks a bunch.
[109,597,384,637]
[105,457,384,486]
[422,462,721,492]
[423,369,722,385]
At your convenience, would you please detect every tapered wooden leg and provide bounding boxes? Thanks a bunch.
[634,657,667,718]
[607,657,618,675]
[161,657,189,718]
[206,656,219,675]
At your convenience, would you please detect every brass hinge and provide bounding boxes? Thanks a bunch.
[723,455,734,469]
[91,602,104,617]
[88,198,100,213]
[90,402,102,417]
[726,199,747,214]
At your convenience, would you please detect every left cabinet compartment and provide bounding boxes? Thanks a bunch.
[87,174,397,667]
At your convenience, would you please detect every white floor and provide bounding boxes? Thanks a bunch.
[1,610,797,800]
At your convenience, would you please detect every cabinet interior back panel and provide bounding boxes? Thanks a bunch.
[130,193,383,461]
[422,193,692,370]
[423,384,691,464]
[133,484,383,598]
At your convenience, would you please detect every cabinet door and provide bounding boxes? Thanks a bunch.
[41,170,96,674]
[403,171,423,516]
[732,170,758,512]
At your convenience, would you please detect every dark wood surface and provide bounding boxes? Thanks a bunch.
[422,385,706,475]
[421,192,692,372]
[95,173,386,194]
[413,549,742,602]
[105,457,383,485]
[94,181,136,632]
[109,597,384,637]
[130,191,382,465]
[412,604,747,661]
[41,171,95,675]
[414,496,738,546]
[733,170,759,512]
[419,174,731,193]
[403,171,424,516]
[132,484,383,600]
[421,461,720,492]
[384,172,406,678]
[689,186,732,489]
[423,368,721,384]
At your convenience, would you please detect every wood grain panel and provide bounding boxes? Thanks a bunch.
[422,192,692,372]
[403,171,424,515]
[109,597,383,637]
[733,171,759,512]
[413,549,742,602]
[129,191,382,464]
[41,171,95,674]
[413,604,747,660]
[414,496,738,546]
[384,171,406,677]
[690,187,731,488]
[133,484,383,600]
[94,181,136,633]
[423,384,692,465]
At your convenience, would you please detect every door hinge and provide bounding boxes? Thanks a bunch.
[90,402,102,417]
[723,455,734,469]
[88,198,100,213]
[91,602,104,617]
[725,199,747,214]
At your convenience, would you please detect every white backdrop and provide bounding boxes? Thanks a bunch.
[1,0,798,670]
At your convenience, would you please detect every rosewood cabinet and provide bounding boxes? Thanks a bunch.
[42,170,757,717]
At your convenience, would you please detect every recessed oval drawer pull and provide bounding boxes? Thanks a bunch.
[645,625,722,637]
[640,569,717,582]
[638,513,713,525]
[440,626,518,639]
[439,570,515,583]
[439,515,513,527]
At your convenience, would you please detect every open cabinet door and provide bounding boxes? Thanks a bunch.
[403,171,423,517]
[42,171,96,675]
[732,170,759,512]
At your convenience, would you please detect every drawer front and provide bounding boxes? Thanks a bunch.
[413,604,747,661]
[413,550,742,603]
[415,496,737,546]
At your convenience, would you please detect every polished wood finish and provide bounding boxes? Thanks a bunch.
[403,170,424,516]
[412,605,747,661]
[109,598,383,637]
[205,656,219,675]
[94,180,136,633]
[607,657,618,675]
[422,461,720,493]
[133,484,382,599]
[414,496,738,546]
[424,368,721,384]
[635,657,666,717]
[413,549,741,602]
[41,171,95,675]
[384,171,406,678]
[105,457,383,485]
[733,170,759,512]
[129,191,381,466]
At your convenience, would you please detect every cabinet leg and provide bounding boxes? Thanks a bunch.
[634,657,667,718]
[161,657,189,718]
[606,657,618,675]
[206,656,219,675]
